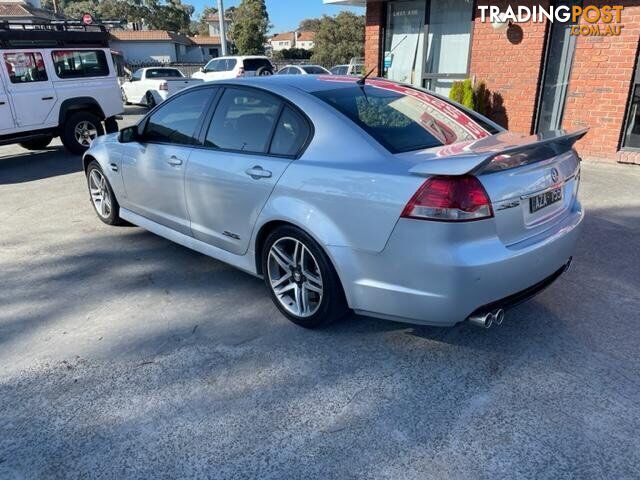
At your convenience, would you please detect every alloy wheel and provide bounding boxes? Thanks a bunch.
[74,120,98,147]
[88,169,112,219]
[267,237,323,317]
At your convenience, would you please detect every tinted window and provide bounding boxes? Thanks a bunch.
[302,66,327,74]
[222,59,237,71]
[243,58,272,71]
[270,106,309,156]
[204,59,220,72]
[313,84,493,153]
[144,88,213,145]
[3,52,47,83]
[331,66,347,75]
[205,87,281,153]
[289,67,301,75]
[146,68,183,78]
[52,50,109,78]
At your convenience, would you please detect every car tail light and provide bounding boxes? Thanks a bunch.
[159,81,168,91]
[401,175,493,222]
[236,67,245,77]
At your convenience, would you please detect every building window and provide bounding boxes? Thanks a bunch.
[51,50,109,79]
[3,52,48,83]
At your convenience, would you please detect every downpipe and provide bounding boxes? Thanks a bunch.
[468,309,505,329]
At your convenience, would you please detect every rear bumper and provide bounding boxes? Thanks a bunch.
[329,202,583,327]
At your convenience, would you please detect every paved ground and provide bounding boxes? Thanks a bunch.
[1,112,639,479]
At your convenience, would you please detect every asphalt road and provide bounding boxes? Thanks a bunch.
[1,112,639,479]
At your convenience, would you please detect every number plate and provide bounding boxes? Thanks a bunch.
[529,187,563,213]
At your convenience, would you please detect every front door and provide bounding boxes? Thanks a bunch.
[120,87,216,235]
[186,87,308,255]
[2,51,57,128]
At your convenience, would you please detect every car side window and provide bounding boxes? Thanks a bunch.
[224,59,237,71]
[51,50,109,78]
[3,52,48,83]
[205,87,282,153]
[143,88,213,145]
[290,67,301,75]
[270,106,310,157]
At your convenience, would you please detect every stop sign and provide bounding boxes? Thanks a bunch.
[82,13,93,25]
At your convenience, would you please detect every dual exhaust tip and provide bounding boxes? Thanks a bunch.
[468,309,505,329]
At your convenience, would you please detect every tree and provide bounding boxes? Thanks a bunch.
[146,0,194,34]
[230,0,269,55]
[311,12,364,67]
[298,18,321,32]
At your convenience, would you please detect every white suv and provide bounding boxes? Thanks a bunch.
[0,22,123,154]
[191,56,274,81]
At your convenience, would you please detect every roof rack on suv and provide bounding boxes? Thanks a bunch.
[0,21,109,49]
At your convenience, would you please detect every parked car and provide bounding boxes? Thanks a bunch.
[277,65,331,75]
[83,76,584,329]
[121,67,203,108]
[192,56,274,81]
[330,63,364,76]
[0,22,123,154]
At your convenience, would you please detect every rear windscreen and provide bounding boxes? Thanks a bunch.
[312,81,498,153]
[146,69,183,78]
[243,59,272,71]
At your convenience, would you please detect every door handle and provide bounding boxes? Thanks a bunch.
[245,165,272,179]
[109,162,119,172]
[167,156,183,166]
[0,101,5,105]
[41,96,54,101]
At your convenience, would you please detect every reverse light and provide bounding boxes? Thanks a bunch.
[159,81,168,91]
[401,175,494,222]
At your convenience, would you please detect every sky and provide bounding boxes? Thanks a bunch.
[191,0,364,33]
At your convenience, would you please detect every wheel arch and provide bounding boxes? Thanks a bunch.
[59,97,106,126]
[82,153,97,172]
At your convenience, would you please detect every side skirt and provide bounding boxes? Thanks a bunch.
[120,208,260,277]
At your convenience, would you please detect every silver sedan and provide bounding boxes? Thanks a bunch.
[83,76,584,329]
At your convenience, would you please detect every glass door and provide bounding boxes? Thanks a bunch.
[423,0,474,96]
[383,1,426,86]
[535,0,579,132]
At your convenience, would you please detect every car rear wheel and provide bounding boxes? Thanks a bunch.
[86,161,123,226]
[61,111,104,155]
[262,225,348,328]
[19,136,53,150]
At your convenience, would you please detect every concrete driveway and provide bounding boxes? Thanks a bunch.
[1,112,639,479]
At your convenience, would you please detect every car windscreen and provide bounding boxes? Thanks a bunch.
[243,58,271,71]
[312,82,497,153]
[302,66,327,74]
[146,68,183,78]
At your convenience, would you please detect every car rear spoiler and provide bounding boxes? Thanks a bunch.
[406,128,588,177]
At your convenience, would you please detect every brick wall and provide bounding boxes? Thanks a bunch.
[365,1,384,76]
[563,1,640,164]
[469,0,550,134]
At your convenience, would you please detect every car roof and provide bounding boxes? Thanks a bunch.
[229,75,363,93]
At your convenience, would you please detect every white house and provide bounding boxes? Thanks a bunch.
[205,12,231,38]
[269,31,315,52]
[109,30,224,65]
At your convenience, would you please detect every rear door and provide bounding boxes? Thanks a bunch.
[2,51,57,128]
[185,86,310,255]
[120,87,216,235]
[0,69,15,131]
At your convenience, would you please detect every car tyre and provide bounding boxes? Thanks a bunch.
[146,91,157,109]
[86,160,124,226]
[256,66,273,76]
[19,136,53,150]
[262,225,348,328]
[121,88,131,105]
[61,111,104,155]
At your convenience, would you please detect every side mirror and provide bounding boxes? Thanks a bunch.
[200,66,206,73]
[119,125,139,143]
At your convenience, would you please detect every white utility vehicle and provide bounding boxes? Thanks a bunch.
[191,56,274,81]
[121,67,202,108]
[0,22,123,154]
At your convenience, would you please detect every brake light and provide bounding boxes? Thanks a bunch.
[159,81,168,91]
[236,67,245,77]
[401,175,493,222]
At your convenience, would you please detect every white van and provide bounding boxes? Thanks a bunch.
[0,22,123,154]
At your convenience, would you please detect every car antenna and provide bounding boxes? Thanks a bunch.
[357,34,407,86]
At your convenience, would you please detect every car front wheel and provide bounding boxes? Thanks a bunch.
[262,225,348,328]
[86,161,123,226]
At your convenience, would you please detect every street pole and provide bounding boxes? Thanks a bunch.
[217,0,228,56]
